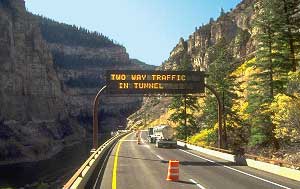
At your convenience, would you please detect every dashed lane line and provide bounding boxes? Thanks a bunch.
[155,154,164,160]
[189,179,207,189]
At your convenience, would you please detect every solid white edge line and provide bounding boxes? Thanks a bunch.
[179,149,291,189]
[189,179,206,189]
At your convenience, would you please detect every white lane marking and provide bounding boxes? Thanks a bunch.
[156,154,164,160]
[144,144,150,148]
[140,131,164,160]
[180,149,291,189]
[189,179,206,189]
[140,131,152,149]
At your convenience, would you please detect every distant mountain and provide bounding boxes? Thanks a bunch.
[35,15,152,135]
[130,59,157,70]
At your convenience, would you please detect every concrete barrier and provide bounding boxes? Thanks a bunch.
[177,141,235,162]
[177,141,300,181]
[246,158,300,181]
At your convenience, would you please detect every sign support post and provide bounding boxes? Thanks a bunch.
[91,85,106,152]
[204,84,224,149]
[91,71,226,152]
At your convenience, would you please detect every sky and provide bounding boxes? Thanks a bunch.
[26,0,241,66]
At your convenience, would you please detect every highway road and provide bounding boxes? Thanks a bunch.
[99,131,300,189]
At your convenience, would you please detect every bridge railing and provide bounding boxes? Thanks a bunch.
[63,131,129,189]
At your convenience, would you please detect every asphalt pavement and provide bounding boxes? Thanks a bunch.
[99,131,300,189]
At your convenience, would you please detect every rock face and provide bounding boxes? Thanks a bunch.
[130,0,257,129]
[0,0,86,163]
[162,0,256,71]
[0,0,150,163]
[38,17,146,133]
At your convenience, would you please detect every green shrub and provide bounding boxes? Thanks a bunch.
[188,128,217,146]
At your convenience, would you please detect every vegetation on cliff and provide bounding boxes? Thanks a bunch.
[130,0,300,163]
[184,0,300,151]
[52,51,120,70]
[37,16,117,48]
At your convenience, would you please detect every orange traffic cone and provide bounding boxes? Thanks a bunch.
[166,160,179,181]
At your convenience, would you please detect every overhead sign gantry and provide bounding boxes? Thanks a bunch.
[92,70,225,151]
[106,70,205,94]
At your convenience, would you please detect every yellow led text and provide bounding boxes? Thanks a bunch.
[151,74,186,81]
[131,74,147,80]
[119,83,129,89]
[111,74,126,80]
[133,83,163,89]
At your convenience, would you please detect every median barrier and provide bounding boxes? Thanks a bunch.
[177,141,235,162]
[63,131,130,189]
[177,140,300,181]
[245,158,300,181]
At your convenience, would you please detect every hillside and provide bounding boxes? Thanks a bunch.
[36,16,148,133]
[129,0,256,130]
[128,0,300,165]
[130,59,156,70]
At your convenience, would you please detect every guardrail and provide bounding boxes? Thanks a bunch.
[63,131,129,189]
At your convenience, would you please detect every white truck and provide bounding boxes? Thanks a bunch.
[149,125,177,148]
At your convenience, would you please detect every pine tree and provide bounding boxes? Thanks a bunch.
[169,54,199,140]
[220,8,225,17]
[246,0,297,148]
[280,0,300,71]
[203,37,241,148]
[169,95,199,140]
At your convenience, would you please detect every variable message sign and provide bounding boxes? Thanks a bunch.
[106,70,205,94]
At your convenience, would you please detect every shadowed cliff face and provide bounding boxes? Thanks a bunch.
[37,17,145,133]
[0,0,65,122]
[0,0,86,163]
[0,0,147,163]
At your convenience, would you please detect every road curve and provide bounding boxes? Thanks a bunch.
[99,131,300,189]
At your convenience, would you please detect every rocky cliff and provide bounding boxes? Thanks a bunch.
[0,0,86,163]
[37,17,146,133]
[162,0,256,71]
[0,0,151,163]
[130,0,257,129]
